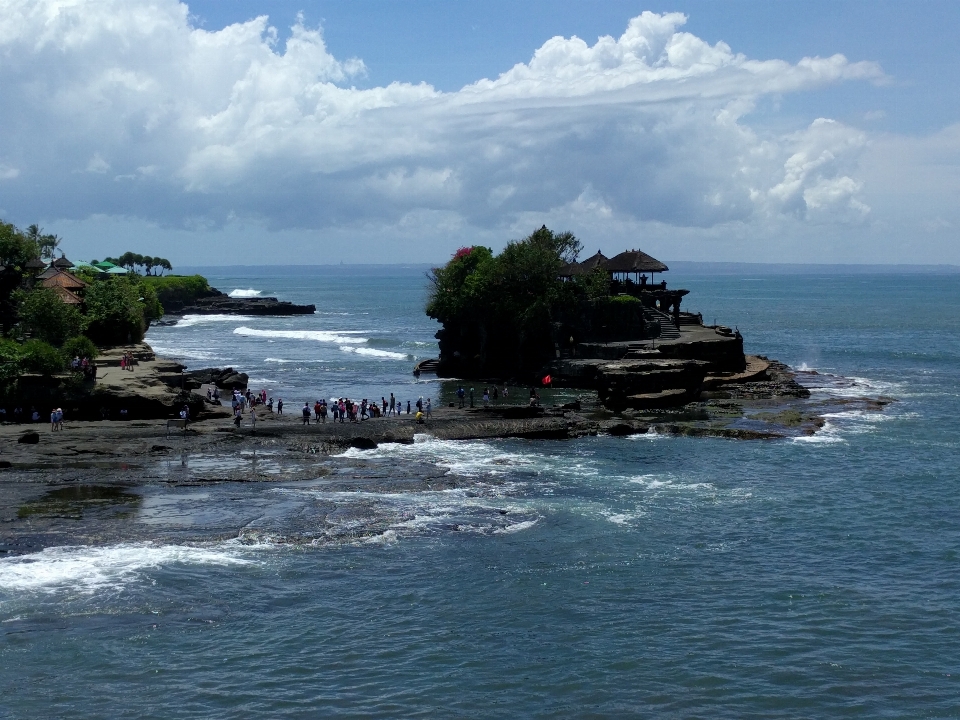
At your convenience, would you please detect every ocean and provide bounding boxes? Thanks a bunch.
[1,266,958,718]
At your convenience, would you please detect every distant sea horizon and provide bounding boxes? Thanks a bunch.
[176,261,960,276]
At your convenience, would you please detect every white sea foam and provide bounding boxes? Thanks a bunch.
[228,288,262,298]
[264,357,294,363]
[234,326,367,344]
[339,346,409,360]
[146,345,224,362]
[0,544,253,594]
[175,314,254,327]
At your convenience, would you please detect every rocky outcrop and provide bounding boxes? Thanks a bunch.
[174,290,315,316]
[183,367,249,391]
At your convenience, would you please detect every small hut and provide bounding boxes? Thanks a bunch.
[604,249,668,284]
[41,269,87,305]
[559,250,609,279]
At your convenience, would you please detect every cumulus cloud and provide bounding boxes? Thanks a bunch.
[0,1,888,259]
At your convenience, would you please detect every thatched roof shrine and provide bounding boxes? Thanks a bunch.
[604,249,668,274]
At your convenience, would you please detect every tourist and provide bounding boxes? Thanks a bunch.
[277,399,283,415]
[50,408,58,432]
[302,403,311,425]
[233,407,241,427]
[482,388,489,406]
[426,398,431,418]
[30,407,39,423]
[381,397,387,416]
[469,388,475,408]
[360,399,368,420]
[56,408,64,431]
[250,408,257,429]
[415,409,424,424]
[338,398,346,423]
[416,397,422,413]
[319,400,327,423]
[389,393,396,416]
[13,407,21,423]
[314,400,322,421]
[457,386,465,408]
[120,354,126,371]
[332,401,340,422]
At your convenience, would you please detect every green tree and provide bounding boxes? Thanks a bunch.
[426,226,585,377]
[61,335,98,362]
[21,339,65,376]
[0,338,22,390]
[84,276,147,344]
[16,288,83,345]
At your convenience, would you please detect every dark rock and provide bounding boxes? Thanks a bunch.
[18,432,39,444]
[606,422,648,437]
[178,291,315,316]
[349,437,378,450]
[0,461,10,468]
[560,399,582,411]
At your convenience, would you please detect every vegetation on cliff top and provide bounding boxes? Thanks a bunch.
[426,226,612,378]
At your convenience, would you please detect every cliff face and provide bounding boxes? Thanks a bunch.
[434,297,662,382]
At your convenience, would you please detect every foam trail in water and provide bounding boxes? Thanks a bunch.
[340,346,410,360]
[175,314,254,328]
[234,327,367,344]
[0,544,253,594]
[228,288,262,298]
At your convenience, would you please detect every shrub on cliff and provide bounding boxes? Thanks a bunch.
[0,338,22,388]
[15,287,83,345]
[61,335,98,362]
[141,274,212,311]
[83,277,148,345]
[21,339,65,376]
[426,226,585,377]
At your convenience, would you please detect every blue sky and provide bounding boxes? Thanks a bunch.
[0,0,958,265]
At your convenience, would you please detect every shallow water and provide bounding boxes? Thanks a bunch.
[1,268,959,717]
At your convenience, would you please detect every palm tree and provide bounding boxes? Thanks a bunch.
[38,233,60,260]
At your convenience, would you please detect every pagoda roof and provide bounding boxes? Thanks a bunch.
[604,249,668,274]
[50,286,83,305]
[559,250,609,277]
[41,269,87,291]
[24,257,45,270]
[52,256,74,269]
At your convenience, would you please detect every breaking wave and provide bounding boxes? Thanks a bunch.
[228,288,262,298]
[234,327,367,345]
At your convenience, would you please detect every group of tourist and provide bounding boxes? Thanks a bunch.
[69,355,97,381]
[118,352,136,371]
[0,406,42,423]
[295,394,433,425]
[455,385,512,408]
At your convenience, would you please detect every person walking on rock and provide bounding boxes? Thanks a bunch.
[469,388,475,408]
[389,393,396,417]
[457,386,465,409]
[277,399,283,415]
[302,403,311,425]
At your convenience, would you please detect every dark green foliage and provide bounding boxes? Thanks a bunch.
[0,338,22,388]
[105,252,172,275]
[61,335,98,362]
[16,288,83,345]
[0,221,41,269]
[83,277,148,345]
[141,274,211,308]
[21,339,65,376]
[426,226,587,378]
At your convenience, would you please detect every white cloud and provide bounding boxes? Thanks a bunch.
[0,0,930,264]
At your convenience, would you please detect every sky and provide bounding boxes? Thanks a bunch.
[0,0,958,266]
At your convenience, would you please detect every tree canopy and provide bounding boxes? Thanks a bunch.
[104,252,172,275]
[426,226,593,378]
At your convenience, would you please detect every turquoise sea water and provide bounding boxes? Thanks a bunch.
[1,267,959,718]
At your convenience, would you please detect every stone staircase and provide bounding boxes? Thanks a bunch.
[648,309,681,340]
